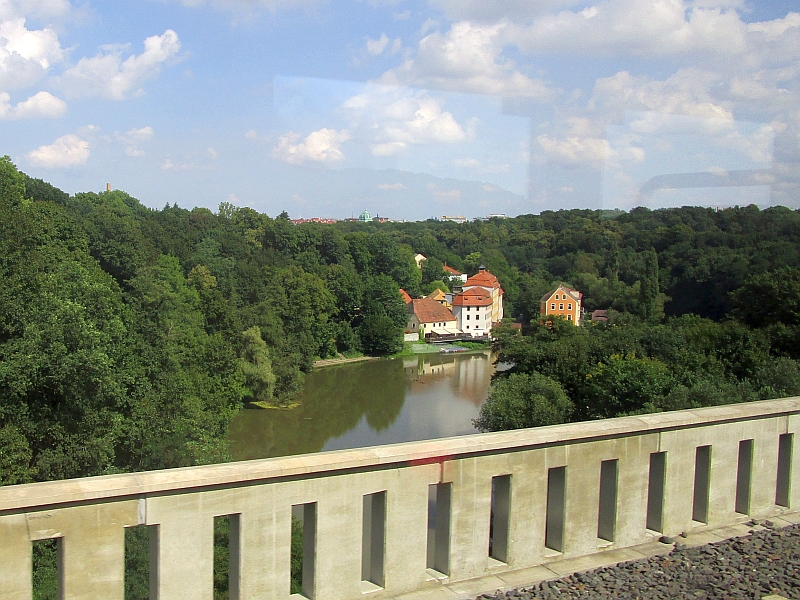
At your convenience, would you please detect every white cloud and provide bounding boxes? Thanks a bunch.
[747,12,800,40]
[58,30,181,100]
[379,21,556,99]
[342,86,471,156]
[0,90,66,118]
[509,0,748,58]
[0,17,64,90]
[27,133,89,167]
[378,182,405,190]
[161,158,199,170]
[365,33,400,56]
[367,33,390,56]
[0,0,73,21]
[167,0,319,15]
[434,188,461,200]
[207,147,218,159]
[428,0,577,23]
[536,133,644,170]
[271,128,351,165]
[590,69,734,121]
[115,125,153,156]
[119,125,154,143]
[452,156,510,173]
[452,157,480,168]
[245,129,258,139]
[393,10,410,20]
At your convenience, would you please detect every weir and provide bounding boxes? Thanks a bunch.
[1,397,799,600]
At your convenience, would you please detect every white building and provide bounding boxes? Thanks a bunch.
[452,287,493,337]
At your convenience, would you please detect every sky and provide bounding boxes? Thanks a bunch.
[1,0,798,220]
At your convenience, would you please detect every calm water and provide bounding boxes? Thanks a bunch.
[228,352,496,461]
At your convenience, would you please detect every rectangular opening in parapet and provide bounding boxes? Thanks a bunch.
[214,514,241,600]
[291,503,317,599]
[545,466,566,553]
[646,452,666,533]
[776,433,794,508]
[597,459,619,542]
[32,537,62,600]
[124,524,158,600]
[426,483,451,576]
[735,439,754,515]
[489,475,511,563]
[361,491,386,590]
[692,445,712,524]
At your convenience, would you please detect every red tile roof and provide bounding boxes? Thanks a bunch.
[443,265,463,276]
[464,269,502,293]
[452,286,493,307]
[410,298,457,323]
[399,288,412,304]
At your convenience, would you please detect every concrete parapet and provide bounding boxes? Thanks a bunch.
[1,397,799,599]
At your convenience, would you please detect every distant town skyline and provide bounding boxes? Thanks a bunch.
[1,0,798,220]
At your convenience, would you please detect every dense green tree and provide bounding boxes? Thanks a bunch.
[473,372,572,432]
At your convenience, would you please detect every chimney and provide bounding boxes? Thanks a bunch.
[106,183,111,192]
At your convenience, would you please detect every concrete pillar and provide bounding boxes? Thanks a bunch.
[614,434,658,548]
[444,458,491,580]
[749,418,782,518]
[506,448,547,569]
[147,494,214,600]
[556,435,656,556]
[444,457,494,580]
[25,501,138,600]
[706,435,740,527]
[314,476,363,600]
[789,414,800,510]
[561,445,601,557]
[383,464,438,595]
[237,485,290,600]
[660,428,710,535]
[0,514,32,600]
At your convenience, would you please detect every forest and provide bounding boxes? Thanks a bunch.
[2,154,800,488]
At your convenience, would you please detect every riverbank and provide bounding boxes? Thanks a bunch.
[392,341,492,357]
[312,355,378,368]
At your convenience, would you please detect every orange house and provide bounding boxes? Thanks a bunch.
[540,286,583,325]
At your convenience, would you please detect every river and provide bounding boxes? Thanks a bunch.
[227,351,497,461]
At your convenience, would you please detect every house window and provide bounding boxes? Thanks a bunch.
[551,303,556,310]
[568,315,572,321]
[412,323,416,328]
[466,315,470,320]
[568,304,572,310]
[559,304,564,310]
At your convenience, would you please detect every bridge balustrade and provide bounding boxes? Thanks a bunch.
[1,398,798,599]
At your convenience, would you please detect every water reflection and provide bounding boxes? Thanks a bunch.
[228,352,495,461]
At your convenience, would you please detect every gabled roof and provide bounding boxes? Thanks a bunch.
[541,285,583,303]
[425,288,447,302]
[399,288,412,304]
[452,286,493,307]
[443,265,463,276]
[464,270,499,288]
[409,298,457,323]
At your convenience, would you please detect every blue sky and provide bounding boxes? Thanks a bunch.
[1,0,798,220]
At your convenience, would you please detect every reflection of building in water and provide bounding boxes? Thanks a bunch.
[449,354,493,405]
[403,353,493,406]
[404,355,458,378]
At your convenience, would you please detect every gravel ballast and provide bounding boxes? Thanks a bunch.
[479,523,800,599]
